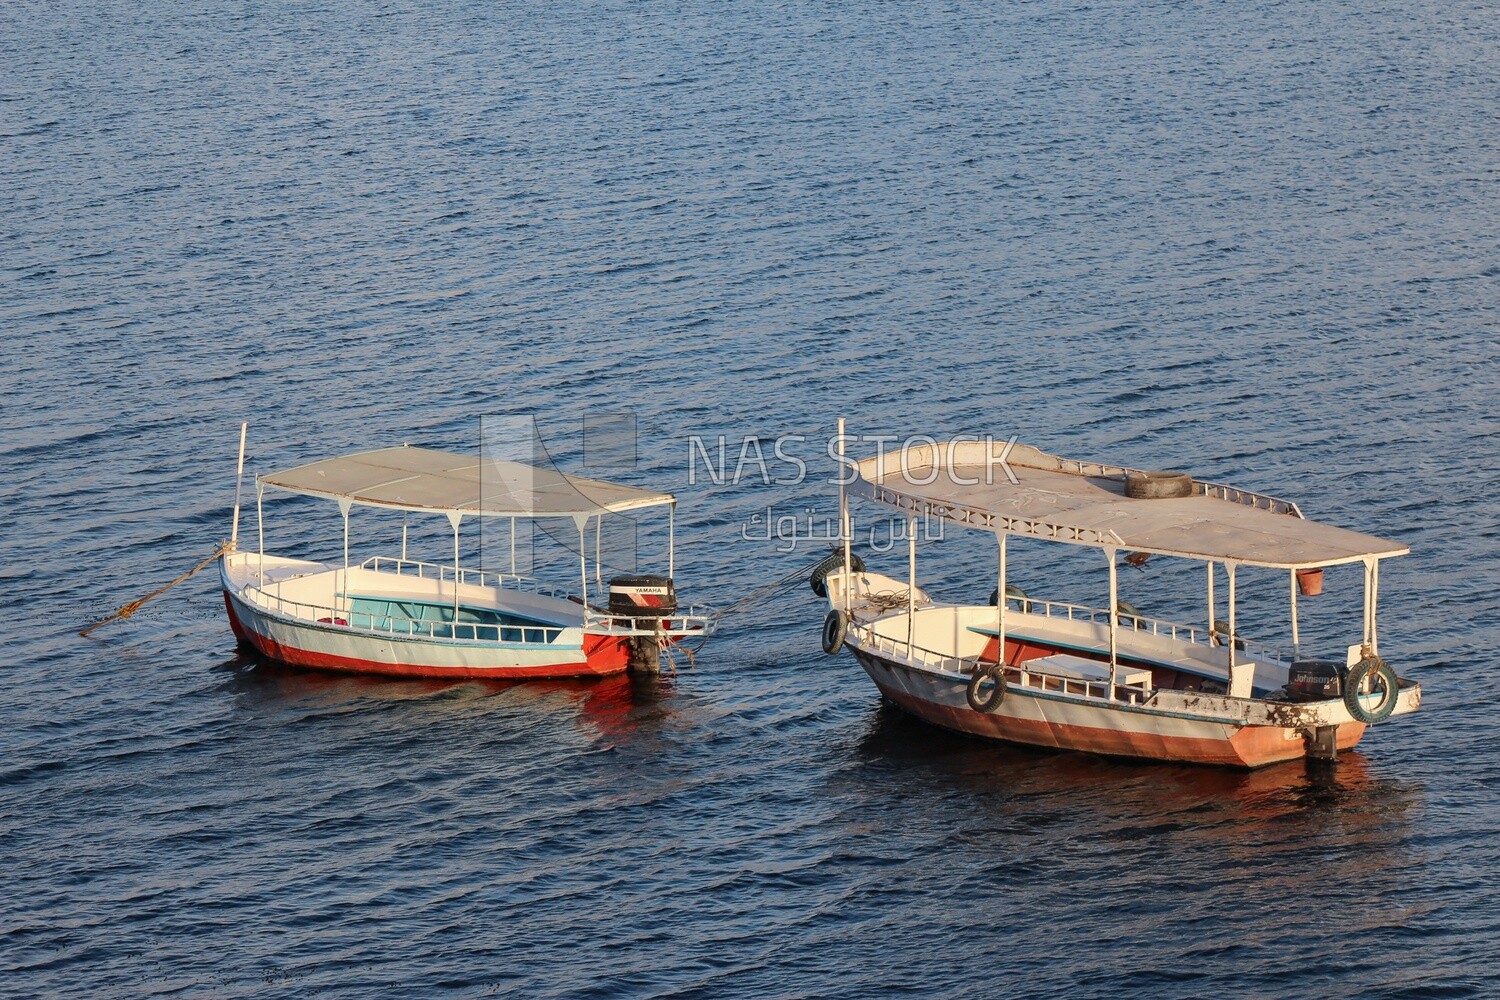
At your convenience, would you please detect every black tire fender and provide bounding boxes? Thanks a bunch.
[810,551,866,597]
[1344,656,1399,724]
[820,609,848,655]
[966,665,1006,713]
[987,584,1031,613]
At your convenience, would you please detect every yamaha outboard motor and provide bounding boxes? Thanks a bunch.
[608,575,677,618]
[608,575,677,674]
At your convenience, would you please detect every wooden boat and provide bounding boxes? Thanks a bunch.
[815,424,1420,768]
[221,441,713,680]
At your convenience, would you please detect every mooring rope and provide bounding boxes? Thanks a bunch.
[862,590,913,613]
[654,553,837,661]
[707,556,828,625]
[79,542,229,637]
[662,635,694,674]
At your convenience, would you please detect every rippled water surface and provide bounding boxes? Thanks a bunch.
[4,1,1499,996]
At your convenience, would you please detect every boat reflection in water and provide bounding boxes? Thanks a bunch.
[220,651,676,747]
[852,698,1421,839]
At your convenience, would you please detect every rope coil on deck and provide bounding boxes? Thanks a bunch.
[863,590,916,613]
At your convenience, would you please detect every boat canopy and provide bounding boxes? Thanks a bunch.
[851,441,1407,569]
[257,446,674,519]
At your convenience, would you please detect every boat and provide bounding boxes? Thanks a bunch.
[814,423,1421,768]
[220,438,714,680]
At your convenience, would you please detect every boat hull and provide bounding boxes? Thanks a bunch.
[223,588,631,680]
[853,648,1365,769]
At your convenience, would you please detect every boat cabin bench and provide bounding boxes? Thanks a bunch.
[1020,653,1154,691]
[967,623,1268,697]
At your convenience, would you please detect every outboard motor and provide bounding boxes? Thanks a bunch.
[608,575,677,618]
[1285,660,1346,702]
[607,575,677,675]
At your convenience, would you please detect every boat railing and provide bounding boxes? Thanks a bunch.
[358,557,721,632]
[241,583,568,645]
[361,556,573,599]
[582,606,719,638]
[1015,597,1284,664]
[1006,667,1121,703]
[848,621,977,674]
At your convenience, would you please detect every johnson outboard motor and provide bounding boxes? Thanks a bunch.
[1284,660,1346,702]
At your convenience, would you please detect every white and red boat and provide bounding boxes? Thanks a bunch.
[815,426,1421,768]
[221,441,712,680]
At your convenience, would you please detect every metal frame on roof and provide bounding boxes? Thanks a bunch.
[849,440,1407,569]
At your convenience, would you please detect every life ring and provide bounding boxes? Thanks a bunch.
[1344,656,1399,723]
[820,609,848,655]
[966,665,1006,713]
[810,551,867,597]
[1125,471,1193,499]
[987,584,1031,613]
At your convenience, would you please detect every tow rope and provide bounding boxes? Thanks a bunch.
[79,543,229,637]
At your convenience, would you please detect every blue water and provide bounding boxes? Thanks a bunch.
[4,1,1499,996]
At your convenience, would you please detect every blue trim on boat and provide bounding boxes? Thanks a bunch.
[239,590,581,651]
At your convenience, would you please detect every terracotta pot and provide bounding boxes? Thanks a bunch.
[1296,567,1325,597]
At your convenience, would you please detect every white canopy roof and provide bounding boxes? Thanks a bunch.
[852,441,1407,569]
[258,446,674,519]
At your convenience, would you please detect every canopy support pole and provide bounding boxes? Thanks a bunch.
[996,533,1008,668]
[595,515,602,591]
[509,516,516,576]
[1226,561,1238,677]
[1206,561,1215,644]
[1225,562,1255,699]
[578,519,589,605]
[1289,569,1300,660]
[907,516,917,657]
[230,422,247,548]
[448,512,463,624]
[1106,548,1119,699]
[338,498,352,616]
[401,513,408,563]
[1372,559,1380,656]
[1362,558,1378,655]
[341,504,350,573]
[839,417,851,614]
[256,481,265,588]
[668,503,676,579]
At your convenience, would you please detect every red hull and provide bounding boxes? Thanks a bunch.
[873,678,1365,769]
